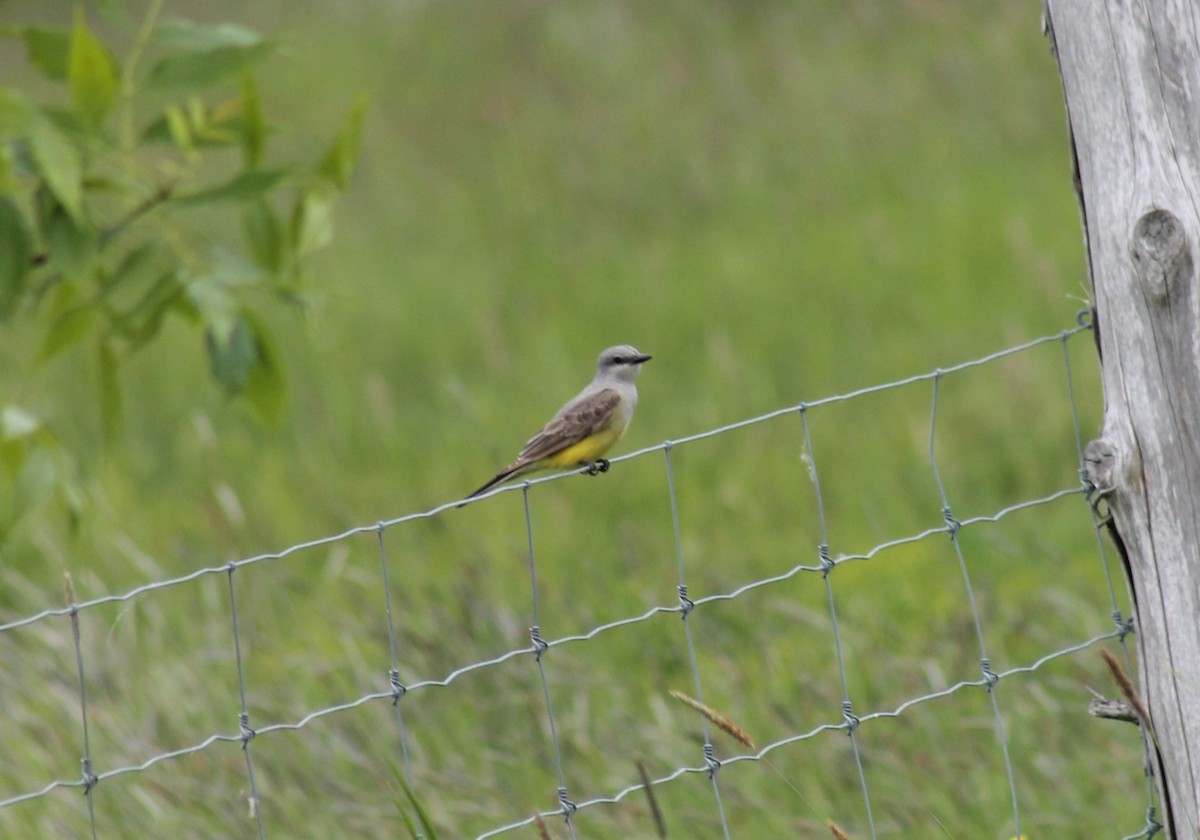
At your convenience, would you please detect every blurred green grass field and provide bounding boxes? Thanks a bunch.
[0,1,1148,837]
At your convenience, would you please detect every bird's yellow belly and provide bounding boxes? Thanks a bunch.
[542,424,624,469]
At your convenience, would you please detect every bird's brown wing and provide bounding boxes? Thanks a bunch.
[515,388,621,464]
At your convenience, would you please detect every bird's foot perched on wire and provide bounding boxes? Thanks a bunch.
[585,459,610,476]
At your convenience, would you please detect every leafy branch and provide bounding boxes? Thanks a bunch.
[0,3,365,543]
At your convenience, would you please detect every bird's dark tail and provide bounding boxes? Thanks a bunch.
[458,463,524,508]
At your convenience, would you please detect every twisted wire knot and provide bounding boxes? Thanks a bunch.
[556,786,577,819]
[1077,466,1095,495]
[1144,805,1162,836]
[81,758,98,794]
[530,625,549,659]
[818,544,834,576]
[389,668,407,705]
[842,700,859,733]
[677,584,694,618]
[239,712,256,749]
[980,658,999,688]
[703,743,721,778]
[942,506,961,538]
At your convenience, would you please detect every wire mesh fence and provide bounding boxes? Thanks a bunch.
[0,318,1163,838]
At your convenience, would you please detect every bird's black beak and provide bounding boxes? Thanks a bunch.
[633,354,652,364]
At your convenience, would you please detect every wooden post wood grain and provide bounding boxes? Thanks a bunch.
[1045,1,1200,835]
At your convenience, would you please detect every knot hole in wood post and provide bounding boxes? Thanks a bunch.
[1130,208,1193,303]
[1085,437,1116,496]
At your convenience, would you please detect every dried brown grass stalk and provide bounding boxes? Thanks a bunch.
[636,760,667,838]
[827,819,851,839]
[1100,648,1151,726]
[669,689,755,749]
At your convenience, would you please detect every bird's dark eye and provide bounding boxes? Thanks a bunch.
[612,356,625,364]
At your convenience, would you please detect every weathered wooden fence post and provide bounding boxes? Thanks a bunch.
[1045,1,1200,835]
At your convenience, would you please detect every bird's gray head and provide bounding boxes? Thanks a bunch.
[595,344,652,382]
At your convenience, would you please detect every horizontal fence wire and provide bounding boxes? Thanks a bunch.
[0,318,1162,839]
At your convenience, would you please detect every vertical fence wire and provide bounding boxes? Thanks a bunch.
[226,563,267,840]
[522,484,579,839]
[663,442,732,840]
[927,372,1022,838]
[65,576,99,840]
[375,525,420,836]
[797,405,877,839]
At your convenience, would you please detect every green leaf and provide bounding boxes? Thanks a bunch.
[28,116,84,222]
[163,102,193,155]
[0,90,33,137]
[193,97,240,145]
[318,95,367,189]
[139,114,173,144]
[98,338,121,444]
[173,169,286,208]
[16,27,71,80]
[241,312,286,424]
[0,195,33,320]
[123,270,184,349]
[204,312,256,396]
[69,7,120,131]
[199,299,286,421]
[242,198,284,273]
[96,242,183,346]
[142,110,245,149]
[40,193,97,277]
[100,241,158,297]
[153,19,263,52]
[40,305,95,362]
[239,66,265,170]
[291,187,334,256]
[148,43,274,91]
[41,279,80,321]
[185,272,236,328]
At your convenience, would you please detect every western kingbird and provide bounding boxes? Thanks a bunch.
[463,344,652,503]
